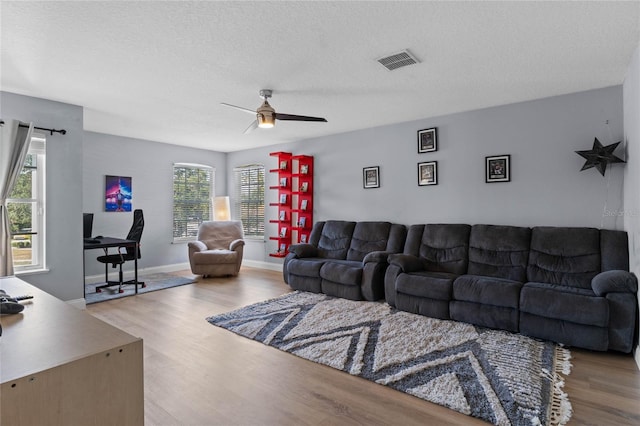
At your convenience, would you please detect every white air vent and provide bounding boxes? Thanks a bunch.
[377,49,420,71]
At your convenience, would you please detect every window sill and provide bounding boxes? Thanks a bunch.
[14,267,50,277]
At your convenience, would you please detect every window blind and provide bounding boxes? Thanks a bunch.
[233,165,265,237]
[173,163,215,241]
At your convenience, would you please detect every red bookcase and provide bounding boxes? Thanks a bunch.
[268,152,292,257]
[268,152,314,257]
[291,155,314,244]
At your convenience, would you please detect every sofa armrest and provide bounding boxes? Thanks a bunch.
[388,254,425,273]
[229,239,245,251]
[363,250,392,264]
[288,243,319,258]
[188,241,208,253]
[591,270,638,296]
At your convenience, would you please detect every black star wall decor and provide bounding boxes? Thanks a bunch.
[575,138,625,176]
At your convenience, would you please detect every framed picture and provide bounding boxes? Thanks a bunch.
[418,127,438,153]
[279,227,287,237]
[279,210,286,221]
[300,234,308,243]
[279,193,287,204]
[418,161,438,186]
[300,199,308,211]
[279,160,288,170]
[363,166,380,189]
[279,243,287,253]
[300,164,309,174]
[486,155,510,183]
[300,182,309,192]
[105,175,132,212]
[298,217,307,228]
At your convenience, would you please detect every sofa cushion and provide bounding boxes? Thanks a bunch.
[347,221,391,261]
[287,258,327,278]
[320,260,363,286]
[527,227,601,290]
[453,275,522,309]
[520,282,608,327]
[418,224,471,275]
[317,220,356,259]
[467,224,531,282]
[395,271,457,300]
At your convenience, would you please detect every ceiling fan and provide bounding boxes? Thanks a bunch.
[221,89,327,134]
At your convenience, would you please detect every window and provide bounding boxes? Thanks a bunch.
[7,134,46,272]
[233,165,265,238]
[173,163,214,242]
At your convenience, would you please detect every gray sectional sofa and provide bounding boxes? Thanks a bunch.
[283,220,407,301]
[383,224,638,353]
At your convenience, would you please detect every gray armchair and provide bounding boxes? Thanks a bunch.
[188,221,245,277]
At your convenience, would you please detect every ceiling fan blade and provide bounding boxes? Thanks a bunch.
[221,103,256,115]
[243,120,259,134]
[275,113,327,122]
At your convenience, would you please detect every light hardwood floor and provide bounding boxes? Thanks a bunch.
[87,267,640,425]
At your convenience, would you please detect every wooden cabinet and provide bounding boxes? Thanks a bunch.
[269,152,314,256]
[0,276,144,426]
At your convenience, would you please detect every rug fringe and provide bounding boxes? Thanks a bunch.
[548,346,573,426]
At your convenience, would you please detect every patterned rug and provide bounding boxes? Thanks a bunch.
[85,272,194,304]
[207,291,573,426]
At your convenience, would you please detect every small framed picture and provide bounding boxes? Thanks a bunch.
[363,166,380,189]
[300,199,308,211]
[300,164,309,174]
[279,160,288,170]
[298,217,307,228]
[418,161,438,186]
[300,234,307,243]
[486,155,510,183]
[418,128,438,153]
[279,210,286,221]
[279,193,287,204]
[300,182,309,192]
[279,177,288,187]
[280,227,287,237]
[279,243,287,252]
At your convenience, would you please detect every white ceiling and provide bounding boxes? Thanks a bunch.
[2,1,639,152]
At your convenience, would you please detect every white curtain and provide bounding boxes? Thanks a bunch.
[1,119,34,276]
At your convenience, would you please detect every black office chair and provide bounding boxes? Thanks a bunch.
[96,209,146,293]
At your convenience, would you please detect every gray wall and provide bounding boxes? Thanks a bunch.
[1,91,84,301]
[82,132,227,277]
[229,86,625,265]
[623,42,640,366]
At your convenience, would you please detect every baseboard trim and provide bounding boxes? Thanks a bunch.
[67,298,87,310]
[243,259,283,272]
[84,260,282,284]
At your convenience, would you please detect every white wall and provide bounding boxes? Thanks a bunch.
[1,91,84,301]
[229,86,625,266]
[82,131,227,277]
[623,42,640,367]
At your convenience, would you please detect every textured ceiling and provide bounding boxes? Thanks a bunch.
[1,1,639,152]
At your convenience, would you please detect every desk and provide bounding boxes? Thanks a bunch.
[83,237,141,296]
[0,276,144,425]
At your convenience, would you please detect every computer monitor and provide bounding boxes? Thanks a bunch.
[83,213,94,238]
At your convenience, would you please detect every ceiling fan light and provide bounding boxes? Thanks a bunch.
[257,112,275,128]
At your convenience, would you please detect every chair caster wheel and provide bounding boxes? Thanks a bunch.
[142,284,147,288]
[118,289,124,294]
[96,288,102,293]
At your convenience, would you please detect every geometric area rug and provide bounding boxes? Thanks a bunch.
[207,291,573,426]
[85,272,194,304]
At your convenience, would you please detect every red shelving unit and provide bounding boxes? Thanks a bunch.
[291,155,314,244]
[269,152,292,257]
